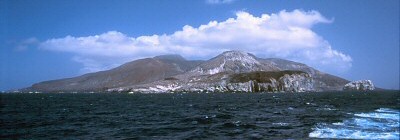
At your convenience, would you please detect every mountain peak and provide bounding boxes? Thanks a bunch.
[189,50,266,75]
[153,54,186,61]
[217,50,259,65]
[220,50,257,59]
[221,50,249,55]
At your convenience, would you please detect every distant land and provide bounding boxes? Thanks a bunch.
[22,51,377,93]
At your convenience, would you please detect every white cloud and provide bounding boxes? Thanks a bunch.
[14,37,39,51]
[39,9,352,74]
[206,0,236,4]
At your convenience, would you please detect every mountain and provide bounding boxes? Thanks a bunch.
[29,55,203,92]
[259,58,349,91]
[188,51,279,75]
[27,50,350,93]
[112,51,348,93]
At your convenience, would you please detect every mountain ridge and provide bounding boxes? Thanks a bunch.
[27,50,350,93]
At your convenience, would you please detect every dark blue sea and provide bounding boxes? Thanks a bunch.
[1,91,399,139]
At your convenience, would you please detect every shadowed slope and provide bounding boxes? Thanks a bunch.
[30,55,203,92]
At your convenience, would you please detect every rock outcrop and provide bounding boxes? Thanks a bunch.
[110,71,314,93]
[259,58,349,91]
[343,80,375,91]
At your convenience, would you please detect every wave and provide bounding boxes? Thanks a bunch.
[309,108,399,139]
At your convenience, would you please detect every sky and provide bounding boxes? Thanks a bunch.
[0,0,399,91]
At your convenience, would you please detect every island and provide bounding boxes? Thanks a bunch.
[24,51,374,93]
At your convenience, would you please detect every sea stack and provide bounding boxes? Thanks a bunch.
[343,80,375,91]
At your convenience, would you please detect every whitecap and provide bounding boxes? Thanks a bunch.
[355,112,399,120]
[309,128,399,139]
[376,108,399,113]
[309,108,400,139]
[332,122,344,126]
[316,105,338,111]
[272,122,289,126]
[316,107,337,111]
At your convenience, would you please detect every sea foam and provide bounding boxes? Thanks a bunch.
[309,108,399,139]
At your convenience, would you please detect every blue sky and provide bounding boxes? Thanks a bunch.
[0,0,399,91]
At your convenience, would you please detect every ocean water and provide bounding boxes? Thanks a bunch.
[1,91,399,139]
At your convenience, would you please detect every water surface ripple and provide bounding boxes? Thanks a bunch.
[1,91,399,139]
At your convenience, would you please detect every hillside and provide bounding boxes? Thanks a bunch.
[27,51,350,93]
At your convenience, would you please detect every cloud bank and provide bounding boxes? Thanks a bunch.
[39,9,352,74]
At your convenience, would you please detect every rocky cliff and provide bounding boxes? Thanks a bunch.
[259,58,349,91]
[343,80,375,91]
[111,71,314,93]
